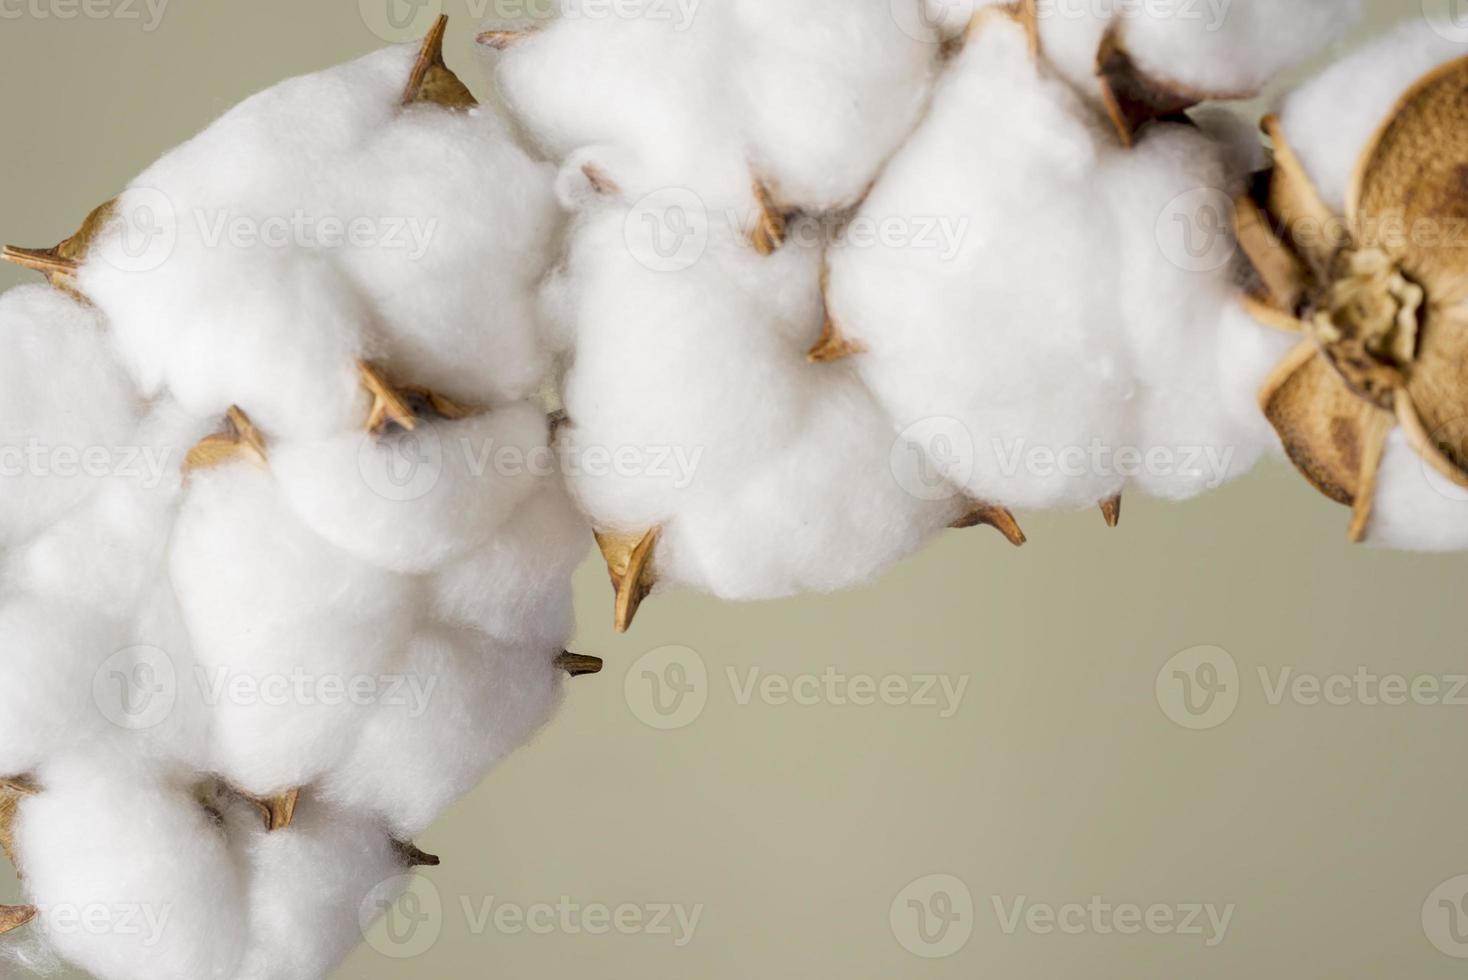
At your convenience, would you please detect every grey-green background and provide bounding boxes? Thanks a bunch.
[3,1,1462,977]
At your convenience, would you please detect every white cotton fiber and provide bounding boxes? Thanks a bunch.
[269,403,550,574]
[494,0,942,215]
[78,42,559,440]
[0,285,138,549]
[1279,19,1468,215]
[170,463,413,797]
[551,174,960,598]
[1101,121,1288,500]
[724,0,941,211]
[13,755,248,980]
[317,624,566,839]
[431,476,588,648]
[828,15,1131,512]
[221,793,408,980]
[1367,431,1468,551]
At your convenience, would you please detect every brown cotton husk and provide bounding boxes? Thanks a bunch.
[403,15,477,109]
[1239,55,1468,541]
[2,198,117,297]
[555,652,604,677]
[951,502,1027,547]
[595,528,659,633]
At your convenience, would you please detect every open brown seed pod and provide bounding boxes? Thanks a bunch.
[1236,56,1468,542]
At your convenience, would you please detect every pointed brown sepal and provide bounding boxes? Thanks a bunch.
[807,314,867,363]
[1099,495,1122,529]
[184,406,268,473]
[475,28,538,50]
[1234,177,1311,325]
[393,840,441,868]
[951,502,1027,547]
[403,15,478,109]
[0,906,36,936]
[0,778,38,798]
[252,788,301,832]
[1,245,77,278]
[750,181,786,256]
[1096,26,1212,148]
[398,385,474,423]
[1259,116,1347,281]
[360,362,419,434]
[965,0,1040,56]
[1260,342,1397,541]
[595,528,660,633]
[3,199,118,290]
[555,652,604,677]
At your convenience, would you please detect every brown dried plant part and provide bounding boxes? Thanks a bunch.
[0,783,34,873]
[391,840,441,868]
[1099,494,1123,529]
[1238,55,1468,542]
[964,0,1039,56]
[246,788,302,833]
[360,362,420,435]
[476,27,541,51]
[404,15,477,110]
[555,652,604,677]
[184,406,268,473]
[595,528,660,633]
[0,905,37,936]
[951,501,1027,547]
[750,181,787,256]
[809,269,868,364]
[1094,24,1252,148]
[3,199,118,295]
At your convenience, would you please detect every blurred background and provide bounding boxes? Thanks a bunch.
[3,0,1462,977]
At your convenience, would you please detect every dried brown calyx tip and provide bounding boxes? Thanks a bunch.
[3,198,118,293]
[555,651,604,677]
[595,528,660,633]
[0,906,37,936]
[360,361,420,434]
[951,502,1027,547]
[0,786,28,872]
[0,778,38,799]
[1095,25,1232,148]
[248,788,301,833]
[475,27,540,50]
[1241,55,1468,542]
[185,406,268,473]
[750,181,787,256]
[965,0,1040,57]
[404,15,477,109]
[810,270,867,363]
[392,840,441,868]
[1099,495,1123,529]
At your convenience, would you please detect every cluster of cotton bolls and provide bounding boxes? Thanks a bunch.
[0,18,592,980]
[480,0,1368,629]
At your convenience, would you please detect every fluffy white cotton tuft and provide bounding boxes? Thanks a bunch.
[0,286,138,549]
[223,793,410,980]
[13,755,249,980]
[1367,432,1468,551]
[829,16,1131,512]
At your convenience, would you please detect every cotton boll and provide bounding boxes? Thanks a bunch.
[221,794,409,980]
[171,463,414,797]
[494,7,754,210]
[334,104,560,408]
[1366,431,1468,551]
[0,285,138,549]
[1113,0,1361,97]
[1102,122,1280,499]
[14,755,248,980]
[829,15,1132,511]
[82,245,370,442]
[725,0,940,212]
[270,403,550,574]
[432,476,588,648]
[1279,19,1468,214]
[316,625,565,838]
